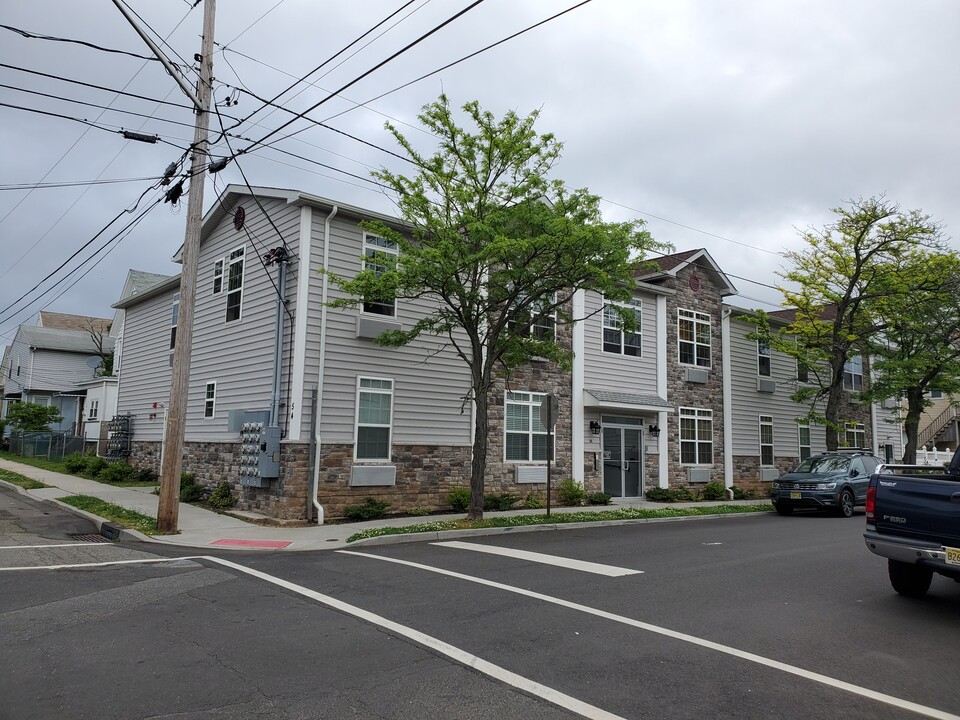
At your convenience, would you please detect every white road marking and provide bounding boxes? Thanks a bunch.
[433,540,642,577]
[0,543,115,550]
[339,550,960,720]
[5,555,625,720]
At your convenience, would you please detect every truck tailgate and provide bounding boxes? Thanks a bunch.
[875,476,960,545]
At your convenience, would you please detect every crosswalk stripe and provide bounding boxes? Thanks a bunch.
[433,540,643,577]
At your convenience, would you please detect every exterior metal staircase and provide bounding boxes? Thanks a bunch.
[918,405,958,448]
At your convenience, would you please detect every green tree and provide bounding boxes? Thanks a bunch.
[757,197,943,449]
[864,251,960,463]
[5,402,64,432]
[328,96,663,519]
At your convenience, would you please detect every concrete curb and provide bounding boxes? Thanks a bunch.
[348,508,774,548]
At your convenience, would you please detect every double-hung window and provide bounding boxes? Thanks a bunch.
[678,309,711,367]
[510,292,556,340]
[356,378,393,460]
[88,400,99,421]
[843,355,863,391]
[759,415,774,465]
[602,299,642,356]
[169,292,180,367]
[226,246,244,322]
[212,259,224,294]
[505,391,553,462]
[757,340,771,377]
[798,421,811,461]
[845,422,865,448]
[362,234,398,317]
[679,407,713,464]
[204,382,216,419]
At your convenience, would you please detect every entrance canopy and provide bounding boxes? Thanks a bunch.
[583,389,673,414]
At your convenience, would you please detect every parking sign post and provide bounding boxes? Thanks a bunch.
[539,393,560,517]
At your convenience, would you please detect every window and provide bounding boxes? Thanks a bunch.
[212,259,224,294]
[843,355,863,391]
[759,415,774,466]
[679,407,713,464]
[930,390,944,400]
[505,391,554,462]
[204,382,216,419]
[678,309,711,367]
[798,421,811,461]
[757,340,771,377]
[509,292,556,340]
[362,233,398,317]
[356,378,393,460]
[16,357,20,377]
[845,422,865,448]
[226,246,244,322]
[87,400,99,421]
[602,299,642,356]
[170,292,180,350]
[797,358,809,384]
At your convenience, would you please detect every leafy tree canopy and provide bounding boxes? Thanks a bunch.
[5,402,64,432]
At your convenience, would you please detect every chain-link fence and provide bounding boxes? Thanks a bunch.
[7,432,85,461]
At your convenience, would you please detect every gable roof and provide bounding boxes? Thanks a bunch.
[122,270,174,301]
[639,248,738,297]
[18,326,115,354]
[38,311,111,334]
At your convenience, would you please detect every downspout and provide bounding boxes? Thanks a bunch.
[721,307,734,493]
[311,204,338,524]
[270,252,288,427]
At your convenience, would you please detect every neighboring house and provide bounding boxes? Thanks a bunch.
[111,184,903,521]
[1,316,115,435]
[910,390,958,453]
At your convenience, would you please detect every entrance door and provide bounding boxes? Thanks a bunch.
[602,426,642,497]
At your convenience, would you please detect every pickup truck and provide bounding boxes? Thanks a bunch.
[863,449,960,597]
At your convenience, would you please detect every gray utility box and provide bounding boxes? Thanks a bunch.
[239,419,281,488]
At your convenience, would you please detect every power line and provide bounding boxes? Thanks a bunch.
[237,0,488,157]
[0,176,163,191]
[0,23,159,61]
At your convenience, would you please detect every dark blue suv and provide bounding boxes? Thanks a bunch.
[771,451,883,518]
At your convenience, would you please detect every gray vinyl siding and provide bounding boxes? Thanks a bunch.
[728,317,826,457]
[3,335,29,396]
[115,287,177,442]
[3,334,101,395]
[582,290,659,394]
[310,213,472,446]
[186,197,302,439]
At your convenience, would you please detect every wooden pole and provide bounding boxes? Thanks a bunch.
[156,0,216,533]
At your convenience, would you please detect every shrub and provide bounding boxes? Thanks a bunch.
[557,478,586,507]
[674,484,697,502]
[484,493,520,511]
[645,487,674,502]
[587,491,612,505]
[179,473,207,503]
[207,480,235,509]
[447,486,471,512]
[135,467,157,484]
[344,496,390,521]
[408,506,431,516]
[523,492,544,509]
[64,453,88,473]
[98,462,136,484]
[701,482,727,501]
[84,456,109,478]
[731,485,753,500]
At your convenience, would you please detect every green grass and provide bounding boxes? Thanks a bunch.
[0,467,50,490]
[346,503,774,542]
[0,451,157,487]
[57,495,160,535]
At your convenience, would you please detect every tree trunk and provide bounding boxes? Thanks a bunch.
[824,379,844,450]
[901,388,924,464]
[467,385,489,520]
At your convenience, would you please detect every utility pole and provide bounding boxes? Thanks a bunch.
[115,0,217,533]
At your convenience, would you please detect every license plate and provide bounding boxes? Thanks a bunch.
[790,492,802,500]
[946,547,960,566]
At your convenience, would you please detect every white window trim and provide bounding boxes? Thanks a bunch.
[361,231,399,318]
[678,406,713,466]
[677,308,712,369]
[204,381,217,419]
[354,376,394,463]
[798,421,811,461]
[845,421,866,448]
[87,399,100,421]
[504,390,555,464]
[212,258,224,295]
[225,245,245,323]
[602,297,642,356]
[759,415,774,466]
[842,355,863,392]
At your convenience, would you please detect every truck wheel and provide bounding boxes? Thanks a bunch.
[774,503,793,516]
[837,489,855,518]
[888,560,933,598]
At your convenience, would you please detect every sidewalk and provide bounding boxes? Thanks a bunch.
[0,458,772,552]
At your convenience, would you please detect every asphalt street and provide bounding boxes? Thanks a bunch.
[2,486,959,720]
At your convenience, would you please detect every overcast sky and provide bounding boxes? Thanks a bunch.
[1,0,958,345]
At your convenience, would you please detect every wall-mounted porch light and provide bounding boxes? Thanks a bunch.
[589,420,602,435]
[648,424,661,438]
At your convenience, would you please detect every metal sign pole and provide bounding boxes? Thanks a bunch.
[540,393,559,518]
